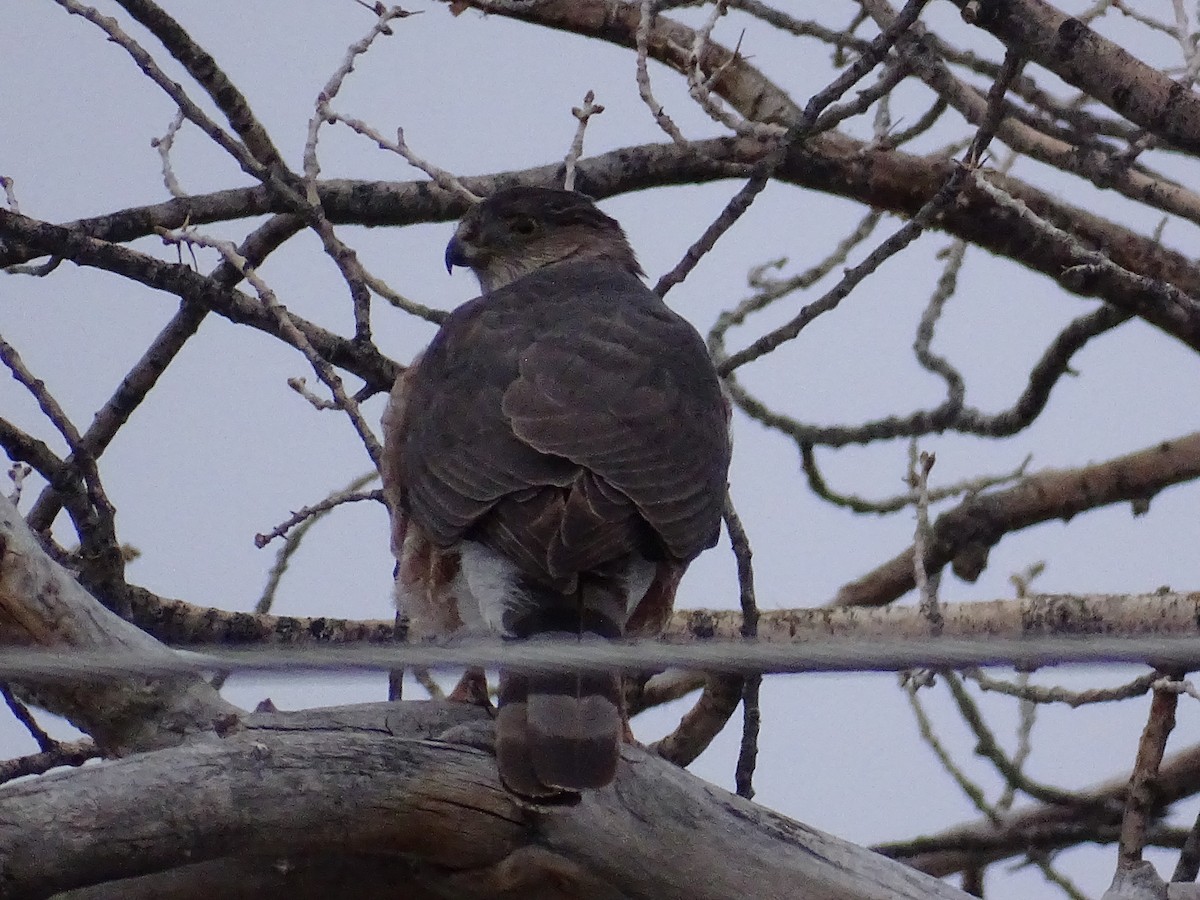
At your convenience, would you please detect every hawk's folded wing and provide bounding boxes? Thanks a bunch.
[394,262,729,581]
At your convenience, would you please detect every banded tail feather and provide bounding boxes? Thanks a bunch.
[495,581,626,797]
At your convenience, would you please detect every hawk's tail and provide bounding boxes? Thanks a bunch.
[495,578,625,798]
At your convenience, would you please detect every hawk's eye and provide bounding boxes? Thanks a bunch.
[509,215,539,237]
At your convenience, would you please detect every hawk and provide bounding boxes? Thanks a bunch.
[382,186,731,798]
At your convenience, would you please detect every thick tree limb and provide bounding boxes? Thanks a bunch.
[0,700,970,900]
[55,854,449,900]
[951,0,1200,157]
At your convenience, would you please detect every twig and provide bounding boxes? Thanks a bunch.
[300,7,424,344]
[728,2,872,58]
[655,171,770,297]
[156,230,385,467]
[965,48,1026,167]
[799,443,1029,515]
[685,2,786,139]
[718,147,975,375]
[913,239,967,410]
[563,91,604,192]
[0,420,93,537]
[943,674,1117,813]
[635,0,689,144]
[51,0,267,181]
[150,110,187,198]
[874,97,950,151]
[810,59,911,135]
[303,4,415,193]
[791,0,933,139]
[255,484,382,549]
[327,112,481,203]
[287,376,339,411]
[953,304,1131,437]
[722,299,1128,449]
[207,475,384,692]
[708,210,882,363]
[717,206,937,373]
[26,215,304,536]
[1032,854,1089,900]
[909,442,941,630]
[114,0,285,169]
[0,335,121,588]
[998,673,1036,811]
[719,19,1018,375]
[905,677,1001,825]
[0,739,99,786]
[725,492,760,800]
[359,269,447,324]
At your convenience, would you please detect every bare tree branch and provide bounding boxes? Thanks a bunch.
[0,701,972,900]
[835,432,1200,607]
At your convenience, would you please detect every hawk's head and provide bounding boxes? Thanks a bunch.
[445,187,644,292]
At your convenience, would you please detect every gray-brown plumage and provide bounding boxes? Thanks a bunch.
[382,186,730,797]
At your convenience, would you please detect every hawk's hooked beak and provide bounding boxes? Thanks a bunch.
[444,235,468,274]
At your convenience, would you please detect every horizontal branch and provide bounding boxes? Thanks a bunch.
[8,594,1200,679]
[835,431,1200,606]
[0,700,970,900]
[5,125,1199,361]
[112,579,1200,652]
[8,632,1200,680]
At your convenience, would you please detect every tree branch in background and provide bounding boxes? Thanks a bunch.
[835,432,1200,607]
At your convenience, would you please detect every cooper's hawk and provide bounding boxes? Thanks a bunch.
[382,186,730,798]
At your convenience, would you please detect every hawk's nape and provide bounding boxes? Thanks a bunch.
[383,186,731,798]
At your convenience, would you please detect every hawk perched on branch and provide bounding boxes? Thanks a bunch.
[382,187,731,797]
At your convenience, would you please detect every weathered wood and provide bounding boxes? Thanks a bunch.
[1,700,969,900]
